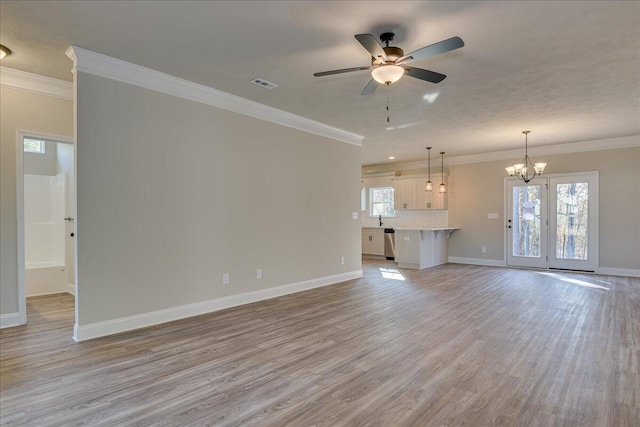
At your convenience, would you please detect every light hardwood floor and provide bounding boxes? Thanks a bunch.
[1,260,638,426]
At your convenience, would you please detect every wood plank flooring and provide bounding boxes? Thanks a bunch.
[1,260,638,426]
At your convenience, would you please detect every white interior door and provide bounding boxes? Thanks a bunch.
[507,179,548,268]
[548,173,598,272]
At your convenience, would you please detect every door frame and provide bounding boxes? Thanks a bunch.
[503,171,599,273]
[16,129,75,325]
[548,171,599,272]
[506,178,549,269]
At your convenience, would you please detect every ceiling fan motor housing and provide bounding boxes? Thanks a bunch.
[371,46,404,64]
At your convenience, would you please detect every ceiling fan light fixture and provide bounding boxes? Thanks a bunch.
[371,64,404,85]
[0,45,11,60]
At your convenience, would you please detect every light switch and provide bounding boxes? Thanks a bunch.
[404,236,410,241]
[488,213,499,219]
[352,212,358,219]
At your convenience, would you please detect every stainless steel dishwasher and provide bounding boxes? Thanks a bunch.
[384,228,395,260]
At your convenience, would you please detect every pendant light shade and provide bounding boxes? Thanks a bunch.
[425,147,433,191]
[439,152,446,193]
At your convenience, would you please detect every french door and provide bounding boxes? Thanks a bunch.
[507,180,548,268]
[507,172,598,272]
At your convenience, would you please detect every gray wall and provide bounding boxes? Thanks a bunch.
[75,72,362,325]
[0,86,73,316]
[448,145,640,270]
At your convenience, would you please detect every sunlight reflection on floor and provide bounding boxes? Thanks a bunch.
[538,272,610,291]
[379,268,406,281]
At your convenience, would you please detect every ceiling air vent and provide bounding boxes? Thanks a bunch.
[251,78,278,89]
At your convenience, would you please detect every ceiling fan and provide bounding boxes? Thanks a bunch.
[314,32,464,95]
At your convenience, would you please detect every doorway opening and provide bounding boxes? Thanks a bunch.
[16,130,75,327]
[506,172,599,272]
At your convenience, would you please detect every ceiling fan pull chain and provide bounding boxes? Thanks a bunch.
[386,87,390,123]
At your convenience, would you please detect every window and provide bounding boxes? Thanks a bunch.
[24,138,45,154]
[370,186,395,217]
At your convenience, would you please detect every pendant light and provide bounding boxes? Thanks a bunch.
[425,147,433,191]
[505,130,547,183]
[439,152,446,193]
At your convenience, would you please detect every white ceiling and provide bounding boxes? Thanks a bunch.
[1,1,639,165]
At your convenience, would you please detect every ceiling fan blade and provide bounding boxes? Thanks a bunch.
[397,36,464,63]
[361,79,379,95]
[404,66,446,83]
[314,66,372,77]
[354,34,388,62]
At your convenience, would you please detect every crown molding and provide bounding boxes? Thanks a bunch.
[363,135,640,173]
[446,135,640,165]
[0,66,73,100]
[65,46,363,146]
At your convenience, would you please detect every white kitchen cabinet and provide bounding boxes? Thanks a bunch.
[362,228,385,256]
[425,176,448,210]
[394,179,418,210]
[394,176,447,210]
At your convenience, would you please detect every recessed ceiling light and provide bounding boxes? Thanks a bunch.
[388,156,396,160]
[0,45,11,60]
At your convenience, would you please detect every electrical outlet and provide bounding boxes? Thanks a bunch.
[223,273,229,285]
[341,256,345,265]
[257,269,262,279]
[481,247,487,253]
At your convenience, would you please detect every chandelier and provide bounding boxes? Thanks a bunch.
[505,131,547,183]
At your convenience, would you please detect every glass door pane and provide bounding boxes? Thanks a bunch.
[512,185,542,257]
[555,182,589,260]
[549,173,598,272]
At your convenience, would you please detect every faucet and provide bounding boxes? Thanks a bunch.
[379,215,383,227]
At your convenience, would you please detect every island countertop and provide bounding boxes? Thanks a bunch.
[393,227,460,231]
[394,228,460,269]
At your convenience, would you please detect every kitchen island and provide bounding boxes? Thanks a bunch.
[394,228,459,270]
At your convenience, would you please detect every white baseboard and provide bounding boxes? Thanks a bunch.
[597,267,640,278]
[448,257,506,267]
[73,269,363,342]
[0,312,22,329]
[448,257,639,278]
